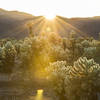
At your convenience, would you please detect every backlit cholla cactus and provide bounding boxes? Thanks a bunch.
[0,47,5,59]
[46,61,70,100]
[4,41,16,59]
[49,45,67,61]
[65,57,100,100]
[70,57,100,78]
[81,40,90,47]
[83,47,96,58]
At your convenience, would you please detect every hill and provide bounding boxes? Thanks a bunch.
[58,16,100,38]
[0,8,41,39]
[0,9,100,39]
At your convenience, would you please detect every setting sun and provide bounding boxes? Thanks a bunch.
[44,14,56,20]
[0,0,100,18]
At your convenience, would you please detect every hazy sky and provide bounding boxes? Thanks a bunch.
[0,0,100,18]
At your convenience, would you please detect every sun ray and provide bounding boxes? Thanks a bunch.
[51,19,58,33]
[35,19,46,35]
[27,16,44,25]
[56,17,90,37]
[31,18,45,35]
[39,19,48,35]
[54,18,71,38]
[3,17,44,37]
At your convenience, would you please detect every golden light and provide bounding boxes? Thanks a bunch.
[46,27,51,32]
[35,89,44,100]
[37,89,43,95]
[44,14,56,20]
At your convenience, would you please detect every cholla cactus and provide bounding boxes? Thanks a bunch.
[81,40,90,47]
[47,61,69,78]
[65,57,100,100]
[0,47,5,59]
[19,39,32,67]
[70,57,100,78]
[4,41,16,57]
[46,61,70,100]
[83,47,97,58]
[46,57,100,100]
[2,41,17,73]
[49,45,67,61]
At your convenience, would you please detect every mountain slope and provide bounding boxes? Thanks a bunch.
[59,16,100,38]
[0,9,41,39]
[0,9,100,39]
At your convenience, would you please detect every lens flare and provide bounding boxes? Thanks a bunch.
[37,89,43,95]
[35,89,44,100]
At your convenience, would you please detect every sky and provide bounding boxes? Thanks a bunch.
[0,0,100,18]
